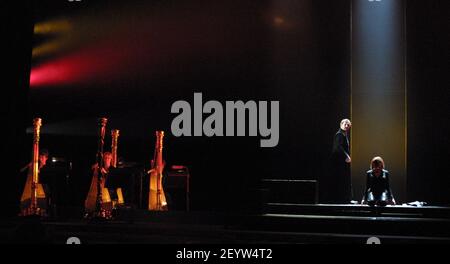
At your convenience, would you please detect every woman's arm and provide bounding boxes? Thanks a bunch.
[385,171,396,205]
[361,171,371,204]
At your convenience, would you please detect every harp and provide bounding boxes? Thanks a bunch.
[148,131,168,211]
[111,129,124,206]
[84,118,112,218]
[20,118,47,216]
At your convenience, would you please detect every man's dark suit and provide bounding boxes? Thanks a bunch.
[327,129,352,203]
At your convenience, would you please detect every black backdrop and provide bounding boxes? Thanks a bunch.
[1,1,34,216]
[1,0,449,216]
[406,0,450,205]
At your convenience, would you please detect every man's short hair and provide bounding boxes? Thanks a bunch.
[340,119,351,126]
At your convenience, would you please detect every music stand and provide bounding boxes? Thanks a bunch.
[105,168,128,189]
[105,167,136,205]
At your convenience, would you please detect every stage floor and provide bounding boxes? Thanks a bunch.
[2,204,450,244]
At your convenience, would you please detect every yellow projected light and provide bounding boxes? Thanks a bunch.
[32,20,73,58]
[34,19,72,35]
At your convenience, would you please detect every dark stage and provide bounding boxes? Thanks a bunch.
[1,0,449,245]
[2,204,450,244]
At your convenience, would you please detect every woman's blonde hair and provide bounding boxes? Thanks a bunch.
[370,156,385,170]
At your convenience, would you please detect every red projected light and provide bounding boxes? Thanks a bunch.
[29,42,137,87]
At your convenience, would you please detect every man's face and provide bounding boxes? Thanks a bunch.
[340,120,351,131]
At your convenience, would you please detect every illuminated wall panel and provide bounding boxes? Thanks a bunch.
[351,0,406,202]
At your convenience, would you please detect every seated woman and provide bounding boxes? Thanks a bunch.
[362,156,396,206]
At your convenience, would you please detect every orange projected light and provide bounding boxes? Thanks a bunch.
[32,39,66,58]
[32,20,72,58]
[34,19,72,35]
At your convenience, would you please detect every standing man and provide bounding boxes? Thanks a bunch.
[330,119,352,204]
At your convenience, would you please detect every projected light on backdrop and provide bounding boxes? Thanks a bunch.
[32,19,73,59]
[29,2,256,88]
[29,11,163,87]
[351,0,406,202]
[30,38,148,87]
